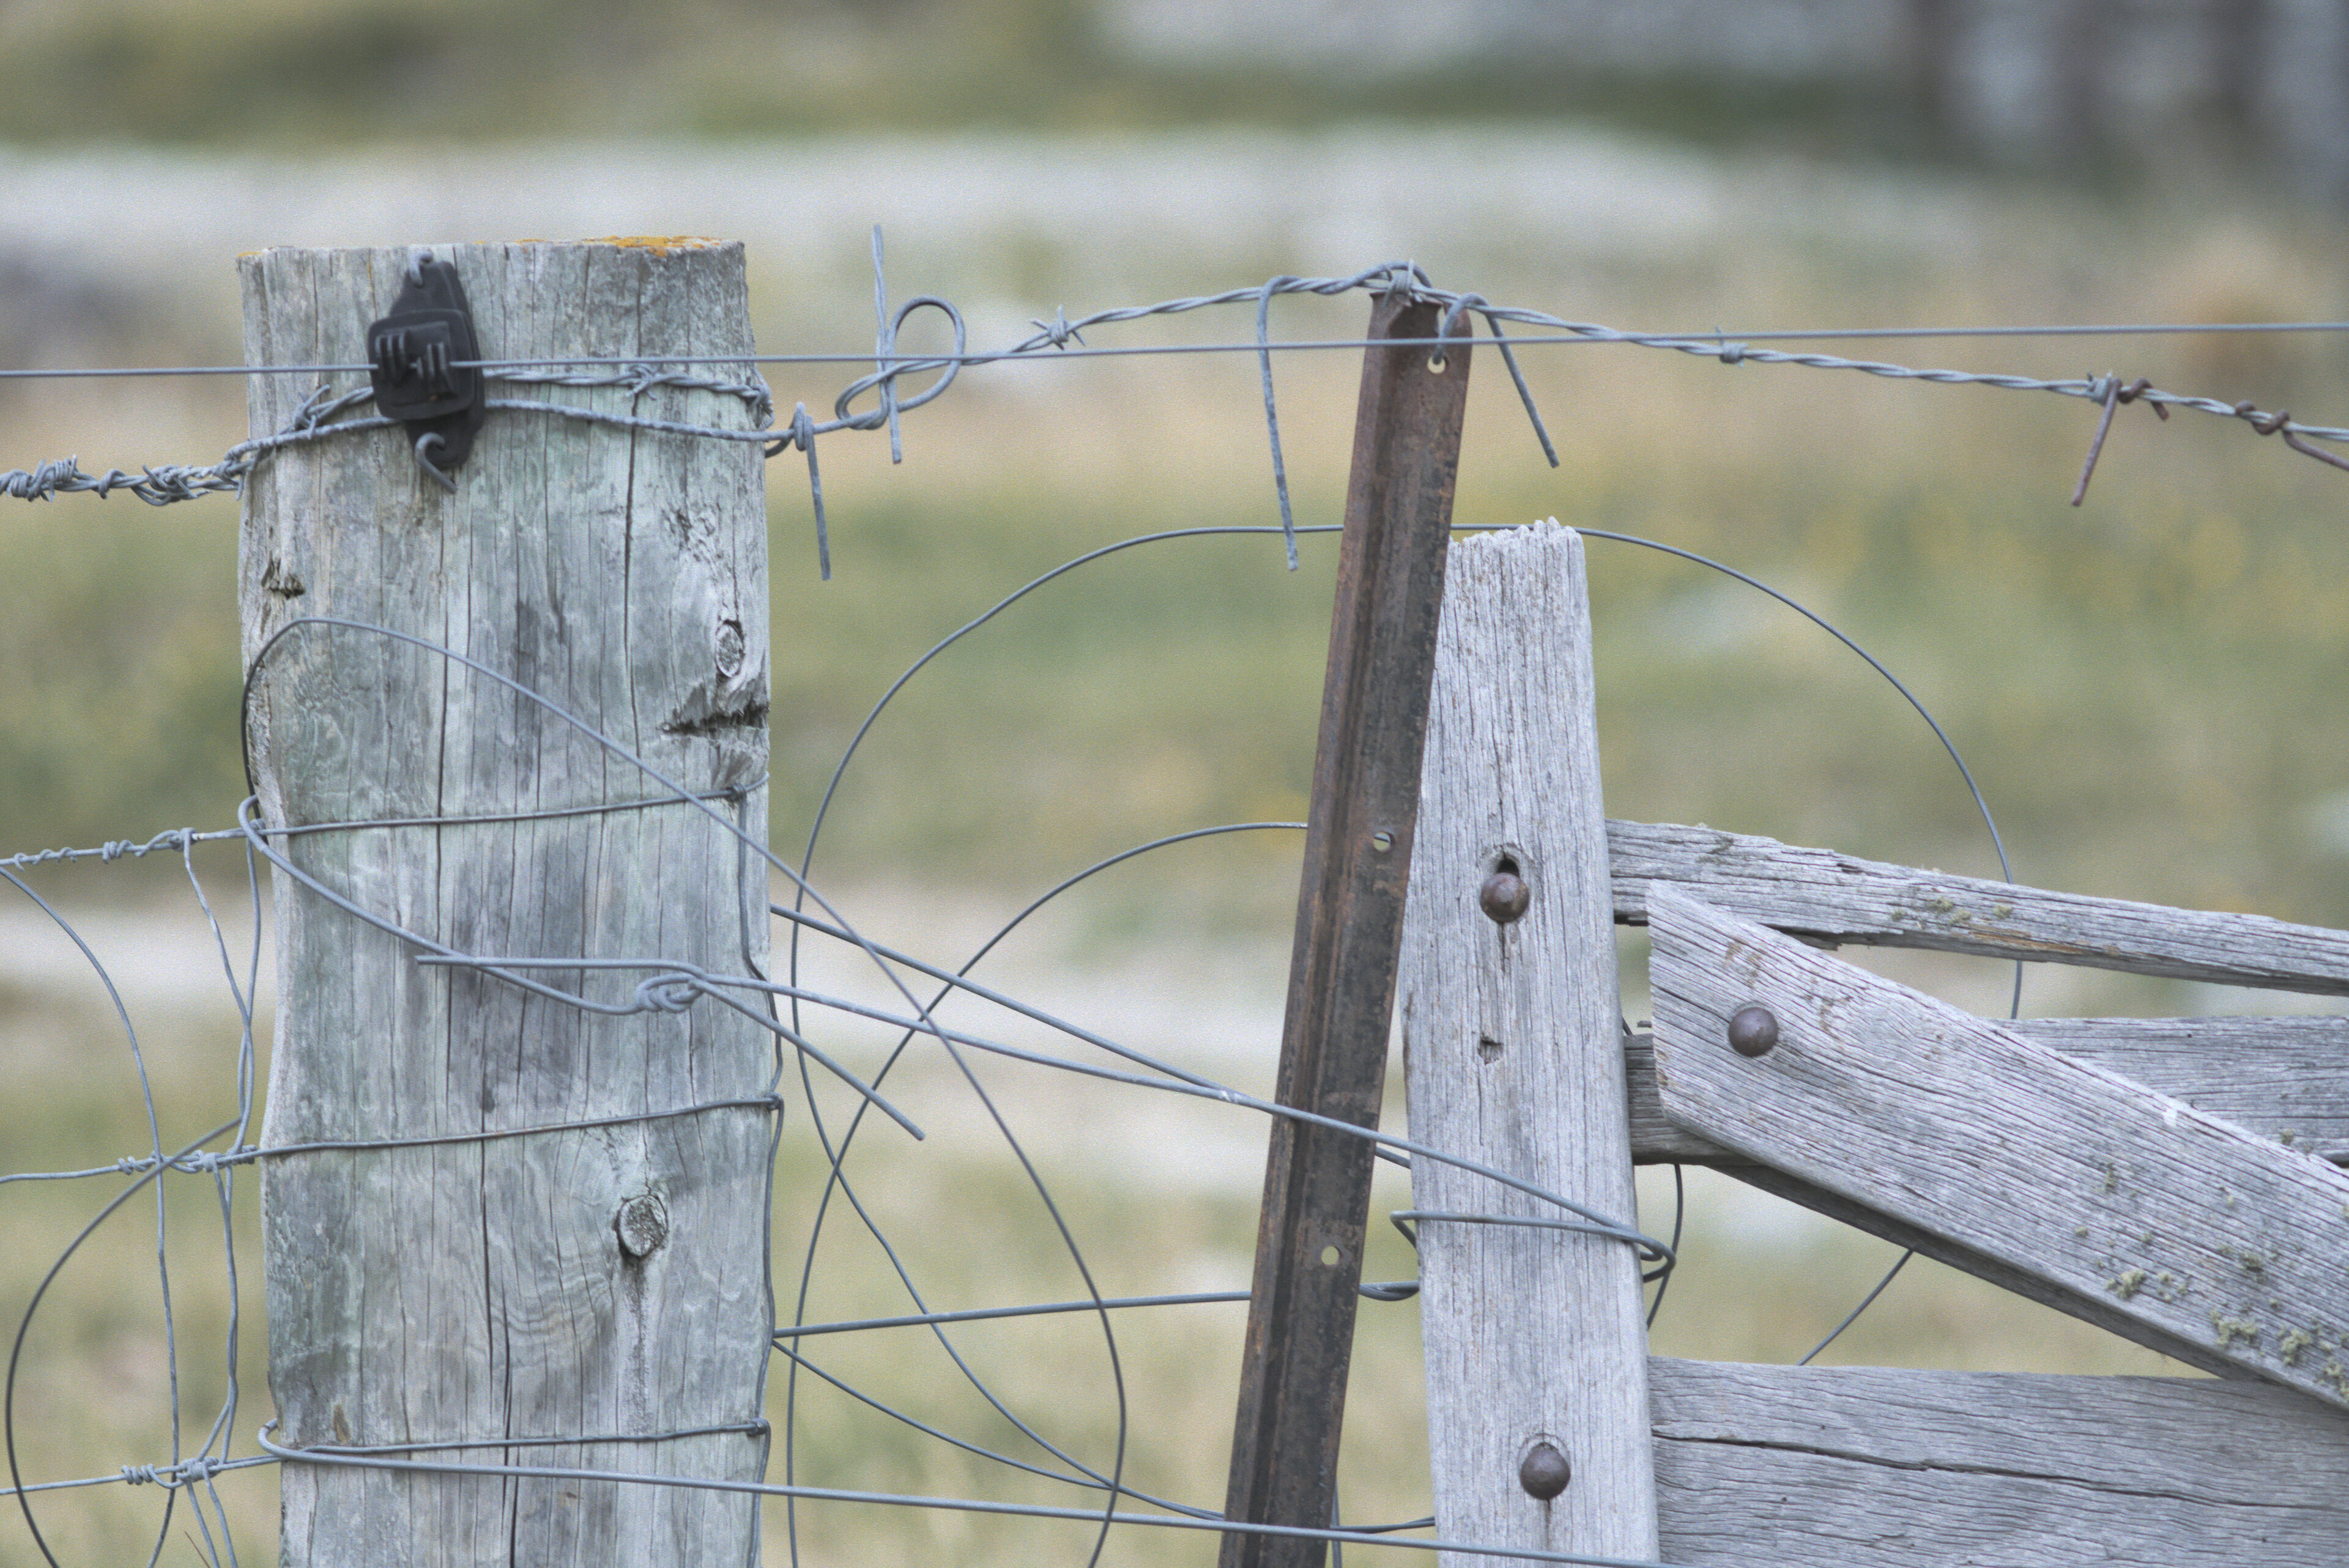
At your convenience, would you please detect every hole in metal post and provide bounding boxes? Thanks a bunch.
[1319,1244,1342,1267]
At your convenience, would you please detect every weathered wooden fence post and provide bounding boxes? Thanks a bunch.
[1398,523,1657,1566]
[239,240,774,1566]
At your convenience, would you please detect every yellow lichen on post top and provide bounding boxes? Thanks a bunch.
[581,235,724,254]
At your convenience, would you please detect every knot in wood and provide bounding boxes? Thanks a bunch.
[615,1193,670,1260]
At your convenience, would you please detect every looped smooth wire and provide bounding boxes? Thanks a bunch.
[1389,1208,1673,1273]
[833,297,967,435]
[1433,292,1483,365]
[289,382,376,435]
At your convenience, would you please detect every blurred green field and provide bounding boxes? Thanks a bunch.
[0,0,1942,154]
[2,150,2347,1566]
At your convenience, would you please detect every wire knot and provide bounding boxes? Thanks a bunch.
[1716,341,1748,365]
[121,1455,218,1488]
[125,1454,222,1489]
[634,972,703,1013]
[289,383,339,434]
[622,363,666,402]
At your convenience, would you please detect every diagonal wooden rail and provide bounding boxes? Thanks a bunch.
[1649,883,2349,1409]
[1220,289,1469,1568]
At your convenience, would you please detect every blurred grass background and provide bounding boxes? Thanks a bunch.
[4,2,2349,1564]
[0,0,1945,152]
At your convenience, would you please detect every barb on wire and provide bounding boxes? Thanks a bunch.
[1,455,249,507]
[18,259,2349,554]
[0,257,2173,1566]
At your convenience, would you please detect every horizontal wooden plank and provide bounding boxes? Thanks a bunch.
[1609,818,2349,994]
[1627,1017,2349,1167]
[2024,1016,2349,1164]
[1651,1358,2349,1567]
[1647,885,2349,1409]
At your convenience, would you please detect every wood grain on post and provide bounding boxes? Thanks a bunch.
[240,241,773,1566]
[1648,885,2349,1409]
[1221,291,1467,1568]
[1650,1358,2349,1567]
[1398,524,1658,1568]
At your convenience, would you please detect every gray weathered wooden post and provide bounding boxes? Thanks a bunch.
[239,241,774,1566]
[1398,523,1658,1566]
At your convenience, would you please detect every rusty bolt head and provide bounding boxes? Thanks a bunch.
[1479,869,1531,925]
[1727,1005,1780,1059]
[1518,1441,1570,1500]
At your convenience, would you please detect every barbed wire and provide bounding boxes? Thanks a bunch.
[10,314,2349,384]
[5,243,2339,1567]
[7,248,2348,583]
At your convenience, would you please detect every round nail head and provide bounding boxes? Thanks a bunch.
[1479,870,1531,925]
[1727,1005,1780,1059]
[1518,1442,1570,1501]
